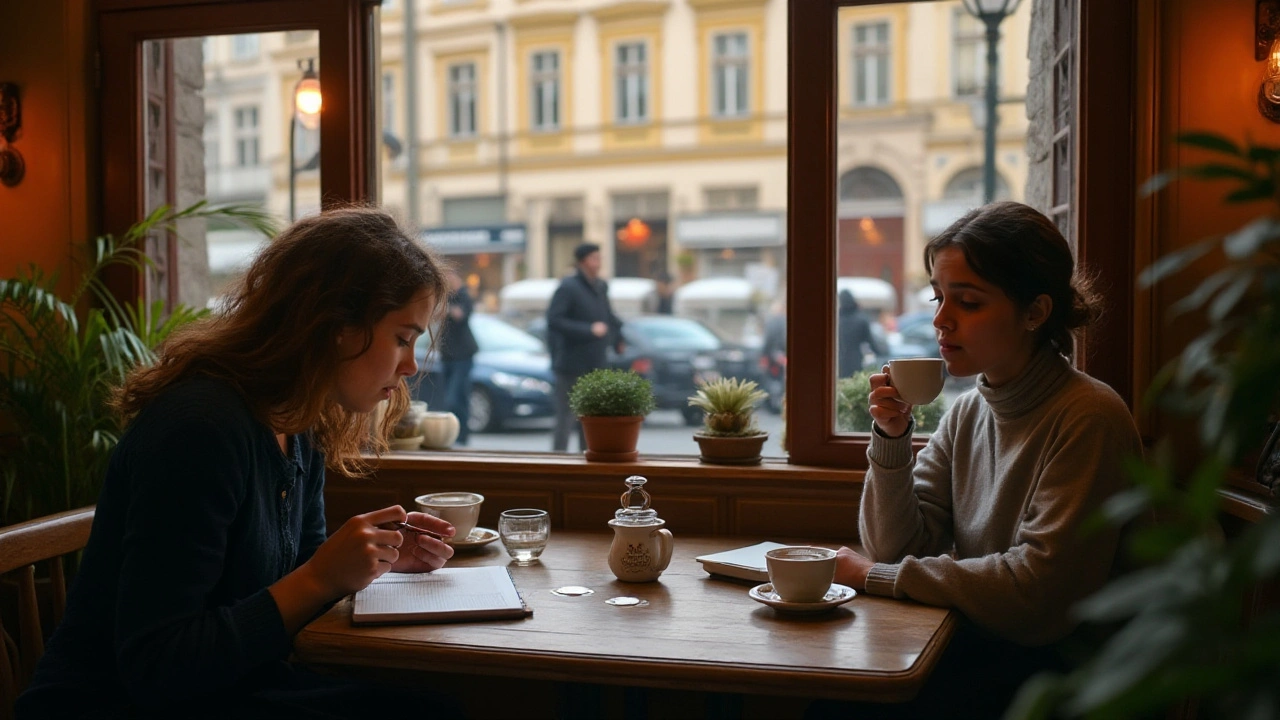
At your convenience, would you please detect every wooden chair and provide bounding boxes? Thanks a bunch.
[0,507,94,720]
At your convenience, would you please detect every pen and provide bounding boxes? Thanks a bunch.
[385,520,447,542]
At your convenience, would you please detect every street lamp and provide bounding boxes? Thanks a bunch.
[289,57,321,221]
[960,0,1022,204]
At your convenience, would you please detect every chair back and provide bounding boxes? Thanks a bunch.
[0,507,94,720]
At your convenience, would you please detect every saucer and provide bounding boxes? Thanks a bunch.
[748,583,857,613]
[446,527,499,549]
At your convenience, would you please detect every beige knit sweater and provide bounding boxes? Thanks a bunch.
[859,346,1143,646]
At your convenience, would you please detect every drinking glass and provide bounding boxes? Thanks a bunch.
[498,508,550,565]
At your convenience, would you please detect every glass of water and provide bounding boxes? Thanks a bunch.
[498,508,550,565]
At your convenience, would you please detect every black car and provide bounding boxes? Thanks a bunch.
[411,314,556,433]
[608,315,764,426]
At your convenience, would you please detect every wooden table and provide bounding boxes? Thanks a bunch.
[294,532,956,704]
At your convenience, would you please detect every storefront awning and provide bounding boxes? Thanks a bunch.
[419,224,527,255]
[674,212,786,249]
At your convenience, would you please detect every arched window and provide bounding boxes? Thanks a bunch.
[838,166,903,202]
[942,166,1012,201]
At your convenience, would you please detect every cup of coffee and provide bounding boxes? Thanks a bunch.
[414,491,484,542]
[888,357,946,406]
[765,546,837,603]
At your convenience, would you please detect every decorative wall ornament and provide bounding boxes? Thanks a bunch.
[0,82,23,186]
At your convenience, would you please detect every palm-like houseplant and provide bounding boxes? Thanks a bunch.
[568,368,656,462]
[688,377,769,464]
[0,202,275,526]
[1011,133,1280,719]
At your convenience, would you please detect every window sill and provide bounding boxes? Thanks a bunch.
[325,451,868,540]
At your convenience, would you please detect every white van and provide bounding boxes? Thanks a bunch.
[673,277,761,345]
[498,276,659,328]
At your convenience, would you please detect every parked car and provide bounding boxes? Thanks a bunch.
[411,314,555,433]
[607,315,764,426]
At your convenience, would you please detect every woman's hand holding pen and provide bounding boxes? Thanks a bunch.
[301,505,411,600]
[387,511,455,573]
[868,364,913,439]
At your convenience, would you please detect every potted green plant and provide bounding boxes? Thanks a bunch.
[568,368,656,462]
[834,370,946,434]
[688,377,769,465]
[0,202,275,526]
[1010,133,1280,718]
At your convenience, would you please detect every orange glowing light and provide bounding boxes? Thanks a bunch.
[616,217,651,248]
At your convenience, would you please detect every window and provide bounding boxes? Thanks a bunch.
[852,22,890,106]
[233,105,259,167]
[953,9,986,98]
[531,50,560,131]
[382,72,396,133]
[705,186,758,212]
[230,33,259,60]
[615,41,648,123]
[204,111,219,170]
[448,62,477,137]
[712,32,749,117]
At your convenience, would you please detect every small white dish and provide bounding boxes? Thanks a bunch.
[446,526,499,549]
[748,583,857,613]
[388,435,424,451]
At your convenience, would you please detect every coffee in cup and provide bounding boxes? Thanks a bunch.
[414,491,484,542]
[887,357,946,406]
[765,546,837,603]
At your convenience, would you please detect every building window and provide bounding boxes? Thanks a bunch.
[204,111,219,171]
[448,62,477,137]
[712,32,749,117]
[233,105,259,167]
[382,72,396,133]
[230,33,259,60]
[531,50,560,131]
[953,9,986,98]
[705,186,758,212]
[615,41,648,124]
[852,21,890,107]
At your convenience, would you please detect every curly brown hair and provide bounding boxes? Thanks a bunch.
[113,205,450,477]
[924,201,1102,358]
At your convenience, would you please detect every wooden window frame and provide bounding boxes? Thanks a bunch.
[785,0,1136,468]
[98,0,380,304]
[95,0,1137,477]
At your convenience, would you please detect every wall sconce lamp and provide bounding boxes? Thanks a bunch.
[0,83,23,187]
[1259,0,1280,122]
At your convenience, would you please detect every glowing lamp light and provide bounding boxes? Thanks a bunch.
[294,60,322,130]
[616,218,651,248]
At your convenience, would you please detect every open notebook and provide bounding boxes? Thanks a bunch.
[352,566,532,625]
[694,541,788,583]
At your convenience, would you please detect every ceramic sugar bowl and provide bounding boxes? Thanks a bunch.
[607,475,673,582]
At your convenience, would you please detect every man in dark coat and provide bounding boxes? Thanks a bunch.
[837,289,886,378]
[440,269,479,444]
[545,243,623,452]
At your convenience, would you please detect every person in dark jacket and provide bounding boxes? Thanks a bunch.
[439,269,479,445]
[837,289,886,377]
[545,242,623,452]
[17,207,460,719]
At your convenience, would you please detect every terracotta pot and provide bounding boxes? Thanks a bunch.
[693,432,768,465]
[579,415,644,462]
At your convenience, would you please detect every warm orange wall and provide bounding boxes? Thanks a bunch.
[0,0,94,298]
[1144,0,1279,386]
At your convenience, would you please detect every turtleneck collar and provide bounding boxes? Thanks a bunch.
[975,344,1072,420]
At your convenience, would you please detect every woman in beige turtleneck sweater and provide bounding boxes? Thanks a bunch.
[825,202,1143,718]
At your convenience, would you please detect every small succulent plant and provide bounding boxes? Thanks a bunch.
[688,377,768,437]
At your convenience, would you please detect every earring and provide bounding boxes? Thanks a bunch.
[1027,323,1039,332]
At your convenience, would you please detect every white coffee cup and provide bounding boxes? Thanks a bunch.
[414,491,484,542]
[765,546,837,603]
[888,357,946,406]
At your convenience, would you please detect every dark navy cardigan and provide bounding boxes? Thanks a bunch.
[17,377,327,718]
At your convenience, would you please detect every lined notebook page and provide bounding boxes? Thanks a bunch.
[353,566,526,623]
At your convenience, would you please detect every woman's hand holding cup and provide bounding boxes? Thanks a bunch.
[868,364,913,438]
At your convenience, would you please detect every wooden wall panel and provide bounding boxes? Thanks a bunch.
[735,498,860,542]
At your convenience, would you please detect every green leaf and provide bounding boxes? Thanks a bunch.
[1141,170,1182,196]
[1225,182,1278,204]
[1176,132,1243,156]
[1223,217,1280,259]
[1182,163,1258,182]
[1207,274,1254,322]
[1138,239,1215,287]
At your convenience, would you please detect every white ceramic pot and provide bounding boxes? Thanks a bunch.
[418,411,461,449]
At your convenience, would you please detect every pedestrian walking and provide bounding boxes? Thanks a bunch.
[545,243,623,452]
[440,269,478,445]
